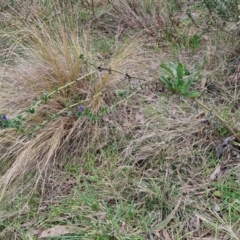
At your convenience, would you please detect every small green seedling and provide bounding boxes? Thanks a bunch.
[159,62,200,98]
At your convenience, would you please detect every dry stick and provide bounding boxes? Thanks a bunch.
[86,60,147,81]
[193,98,240,142]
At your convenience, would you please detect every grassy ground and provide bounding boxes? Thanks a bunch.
[0,0,240,239]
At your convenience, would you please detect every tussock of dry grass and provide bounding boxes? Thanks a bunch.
[0,9,152,205]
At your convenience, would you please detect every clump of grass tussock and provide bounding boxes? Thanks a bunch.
[107,0,168,34]
[0,9,146,208]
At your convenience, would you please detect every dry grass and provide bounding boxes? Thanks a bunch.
[0,6,148,205]
[1,0,240,239]
[108,0,165,28]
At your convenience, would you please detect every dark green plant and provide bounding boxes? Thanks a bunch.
[159,61,240,142]
[159,62,200,98]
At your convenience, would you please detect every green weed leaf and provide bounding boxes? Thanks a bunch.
[182,78,193,92]
[40,90,50,103]
[178,78,184,88]
[168,62,177,76]
[79,54,84,59]
[26,108,35,114]
[159,76,173,92]
[176,62,184,79]
[160,63,174,76]
[179,91,200,98]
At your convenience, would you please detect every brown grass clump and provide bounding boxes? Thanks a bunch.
[0,8,145,205]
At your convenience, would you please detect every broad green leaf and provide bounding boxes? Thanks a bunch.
[168,62,177,77]
[179,91,200,98]
[173,77,179,88]
[182,78,193,92]
[178,78,184,87]
[159,76,173,92]
[176,62,184,79]
[160,63,174,76]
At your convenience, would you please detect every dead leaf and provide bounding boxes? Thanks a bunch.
[153,229,172,240]
[213,204,221,213]
[210,165,221,180]
[135,112,145,124]
[202,35,209,41]
[191,111,206,121]
[162,229,172,240]
[120,222,129,235]
[198,230,212,238]
[29,229,41,236]
[38,225,79,238]
[153,229,162,238]
[196,111,205,120]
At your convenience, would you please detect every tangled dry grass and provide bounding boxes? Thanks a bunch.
[0,11,149,202]
[0,0,240,239]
